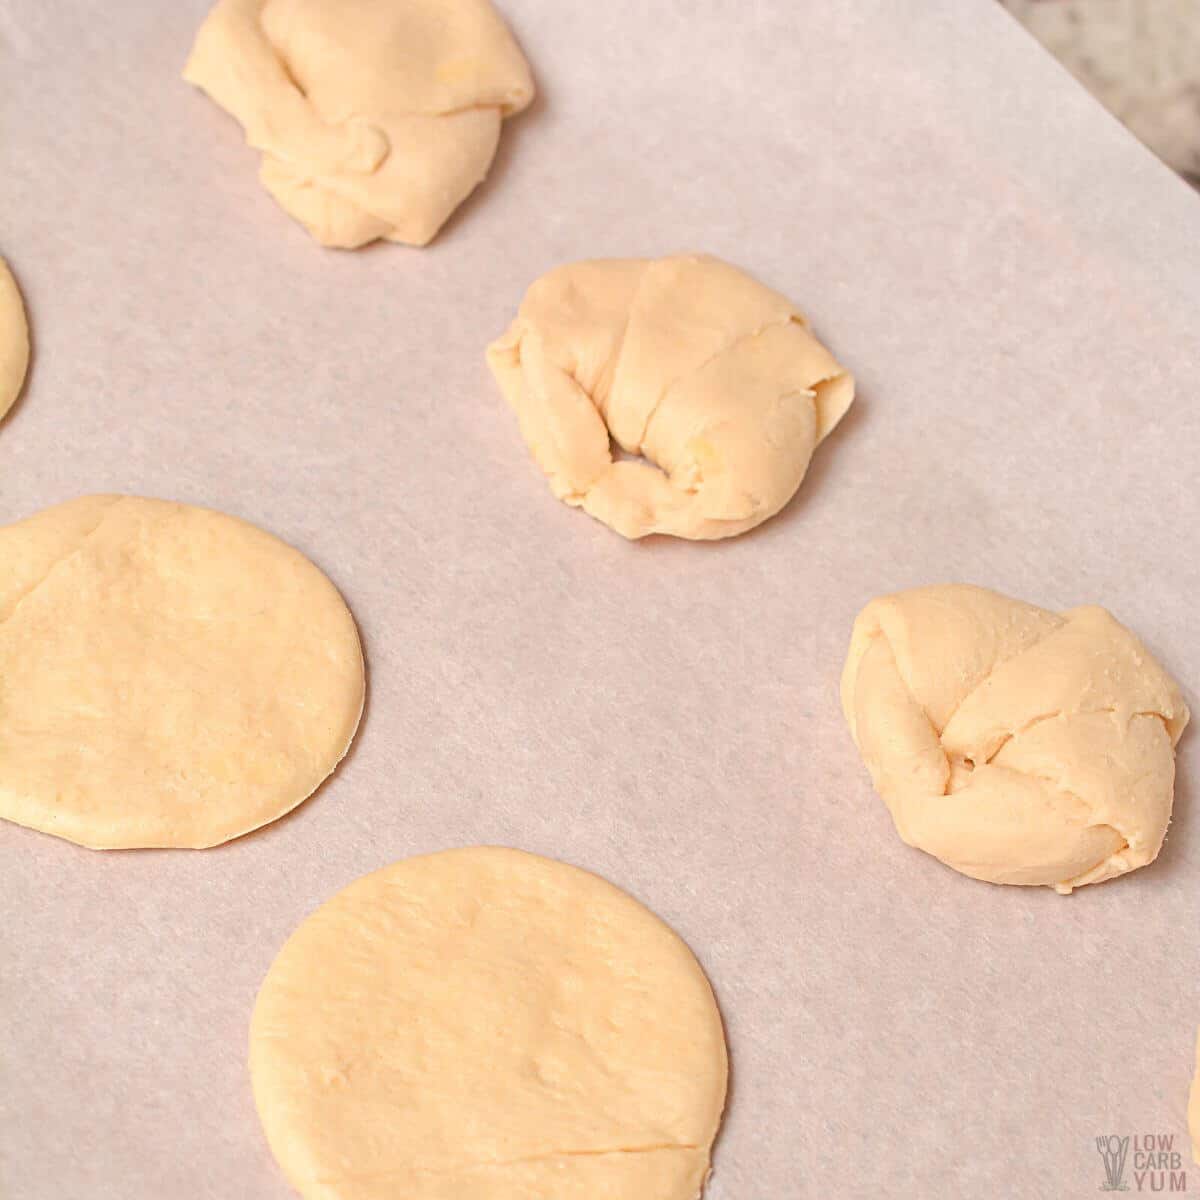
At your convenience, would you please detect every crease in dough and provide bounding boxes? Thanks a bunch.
[184,0,535,247]
[841,584,1189,892]
[250,846,728,1200]
[315,1141,706,1187]
[0,256,30,424]
[0,495,365,849]
[0,495,122,625]
[487,253,854,540]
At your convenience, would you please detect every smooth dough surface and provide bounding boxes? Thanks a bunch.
[0,496,364,849]
[184,0,534,247]
[0,257,30,423]
[250,847,728,1200]
[487,254,855,540]
[841,584,1189,892]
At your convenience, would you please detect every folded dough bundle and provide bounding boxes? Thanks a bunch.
[487,254,855,540]
[184,0,534,247]
[841,584,1189,892]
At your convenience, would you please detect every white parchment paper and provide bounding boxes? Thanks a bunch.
[2,1,1199,1196]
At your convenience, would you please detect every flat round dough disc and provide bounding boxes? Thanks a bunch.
[0,257,30,422]
[250,847,728,1200]
[0,495,364,848]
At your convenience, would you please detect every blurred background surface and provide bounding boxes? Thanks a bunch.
[1001,0,1200,184]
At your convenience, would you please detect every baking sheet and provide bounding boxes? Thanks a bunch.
[3,1,1200,1196]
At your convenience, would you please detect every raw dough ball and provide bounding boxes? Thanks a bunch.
[487,254,855,540]
[250,847,728,1200]
[0,496,364,849]
[841,584,1189,892]
[184,0,534,248]
[0,257,29,423]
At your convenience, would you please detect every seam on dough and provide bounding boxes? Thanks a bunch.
[595,260,650,455]
[571,296,837,509]
[963,708,1147,876]
[263,36,392,173]
[635,313,798,461]
[573,337,627,495]
[983,706,1175,766]
[1008,708,1173,885]
[1142,709,1178,737]
[503,330,607,504]
[547,309,634,505]
[1011,769,1134,873]
[468,1142,702,1169]
[980,712,1063,765]
[1057,823,1131,892]
[315,1143,703,1184]
[765,388,818,450]
[860,630,952,799]
[952,757,1134,889]
[0,497,125,627]
[273,43,311,102]
[928,615,1066,737]
[950,822,1128,884]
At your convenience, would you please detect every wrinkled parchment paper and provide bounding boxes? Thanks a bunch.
[2,1,1199,1196]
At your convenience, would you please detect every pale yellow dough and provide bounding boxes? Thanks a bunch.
[0,496,364,849]
[487,254,855,540]
[0,257,30,423]
[250,847,728,1200]
[183,0,534,248]
[841,584,1188,892]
